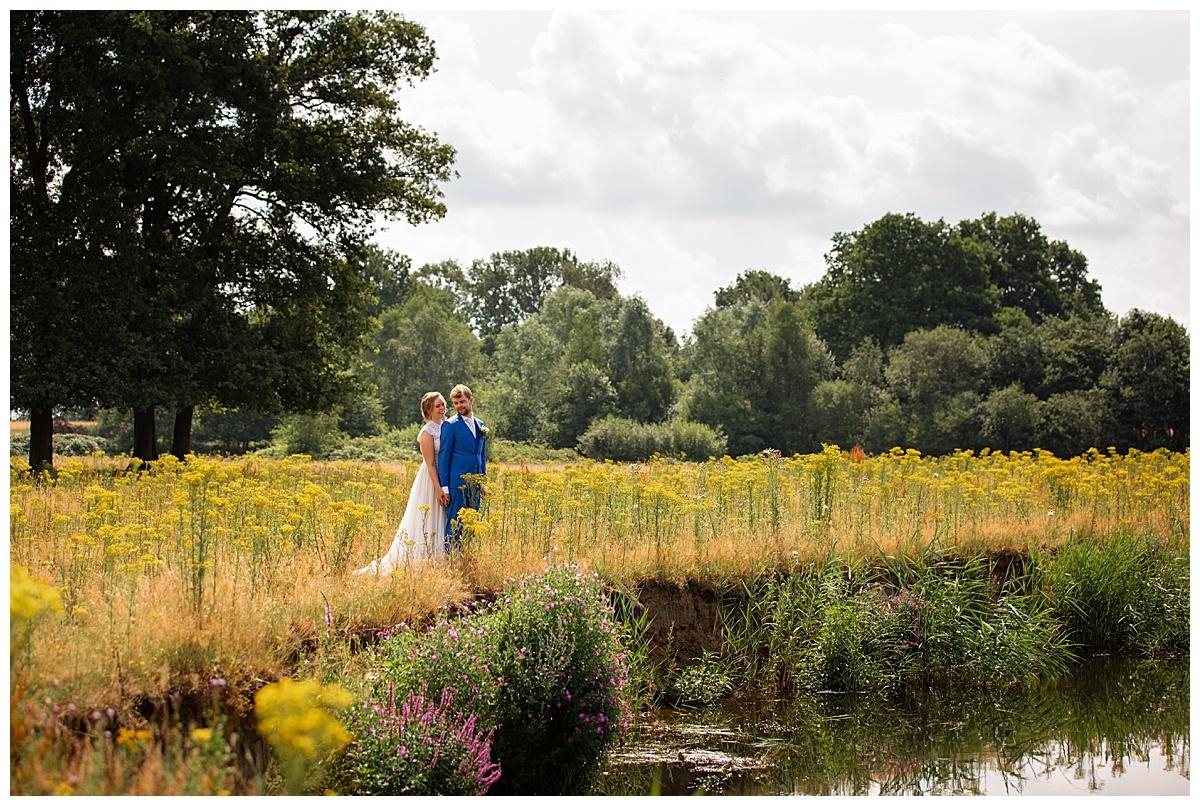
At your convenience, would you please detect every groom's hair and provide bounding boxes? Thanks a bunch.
[450,384,473,402]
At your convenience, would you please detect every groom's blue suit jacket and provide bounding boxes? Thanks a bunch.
[438,415,487,493]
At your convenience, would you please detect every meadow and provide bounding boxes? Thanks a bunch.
[9,445,1190,793]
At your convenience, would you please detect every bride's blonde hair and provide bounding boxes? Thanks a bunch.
[420,392,444,422]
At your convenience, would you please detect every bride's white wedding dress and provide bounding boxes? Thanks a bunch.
[354,421,445,574]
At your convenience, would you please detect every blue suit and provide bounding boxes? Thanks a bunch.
[437,414,487,554]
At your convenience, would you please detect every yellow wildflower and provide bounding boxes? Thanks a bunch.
[10,565,63,624]
[254,678,354,762]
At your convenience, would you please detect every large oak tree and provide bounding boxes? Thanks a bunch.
[11,11,455,469]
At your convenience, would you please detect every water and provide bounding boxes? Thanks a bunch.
[595,656,1189,796]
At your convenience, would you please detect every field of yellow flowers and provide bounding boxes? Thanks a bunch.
[10,446,1189,715]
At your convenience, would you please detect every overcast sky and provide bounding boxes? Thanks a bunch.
[375,6,1190,338]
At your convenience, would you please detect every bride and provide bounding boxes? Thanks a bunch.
[355,392,449,574]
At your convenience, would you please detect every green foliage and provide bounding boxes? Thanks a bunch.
[1031,531,1190,656]
[485,567,632,794]
[722,557,1075,696]
[460,247,622,351]
[666,650,733,707]
[714,270,800,308]
[1102,309,1189,451]
[543,360,618,449]
[885,327,988,453]
[269,413,347,458]
[977,384,1043,452]
[363,567,632,796]
[192,409,277,455]
[8,433,110,457]
[11,10,455,468]
[369,284,483,429]
[329,686,500,795]
[809,212,999,361]
[609,297,678,424]
[577,416,725,461]
[680,298,835,456]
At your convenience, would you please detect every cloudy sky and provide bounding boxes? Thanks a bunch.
[375,6,1190,338]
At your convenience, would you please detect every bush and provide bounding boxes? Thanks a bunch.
[666,650,733,707]
[329,686,500,796]
[268,413,347,458]
[9,432,111,457]
[193,409,277,454]
[667,419,727,460]
[577,416,724,461]
[485,566,631,795]
[364,567,632,795]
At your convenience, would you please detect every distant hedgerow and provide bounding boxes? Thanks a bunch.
[577,416,725,461]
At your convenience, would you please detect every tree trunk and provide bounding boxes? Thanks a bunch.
[132,406,158,464]
[172,406,194,460]
[28,405,54,474]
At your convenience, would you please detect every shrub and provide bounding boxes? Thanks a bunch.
[268,413,347,458]
[577,416,724,461]
[723,558,1074,695]
[329,685,500,796]
[485,566,631,795]
[365,567,632,795]
[666,650,733,707]
[366,615,497,719]
[667,419,727,460]
[9,433,110,457]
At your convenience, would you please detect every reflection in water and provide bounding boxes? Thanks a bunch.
[595,657,1189,796]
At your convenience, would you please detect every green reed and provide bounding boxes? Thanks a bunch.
[1027,528,1189,656]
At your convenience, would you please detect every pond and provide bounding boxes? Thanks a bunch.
[595,656,1189,796]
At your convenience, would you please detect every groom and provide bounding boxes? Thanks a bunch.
[438,383,487,555]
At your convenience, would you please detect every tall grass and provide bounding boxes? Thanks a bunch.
[8,446,1188,792]
[1028,530,1189,655]
[720,555,1074,696]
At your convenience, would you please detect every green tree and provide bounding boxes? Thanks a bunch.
[758,302,833,454]
[681,298,832,455]
[977,384,1043,452]
[543,362,618,449]
[1040,388,1117,457]
[1036,313,1116,396]
[808,212,999,360]
[361,245,414,318]
[679,303,767,456]
[984,308,1046,394]
[884,326,988,454]
[957,212,1103,321]
[462,247,622,352]
[609,296,678,423]
[809,380,871,449]
[10,11,455,468]
[1101,310,1189,451]
[369,284,482,428]
[714,269,799,308]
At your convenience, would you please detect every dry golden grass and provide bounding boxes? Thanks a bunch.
[9,446,1189,717]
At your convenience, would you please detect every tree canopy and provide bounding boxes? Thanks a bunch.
[11,11,456,467]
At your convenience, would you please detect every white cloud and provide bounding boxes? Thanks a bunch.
[378,10,1189,334]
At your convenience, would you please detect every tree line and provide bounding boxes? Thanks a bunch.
[11,12,1189,470]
